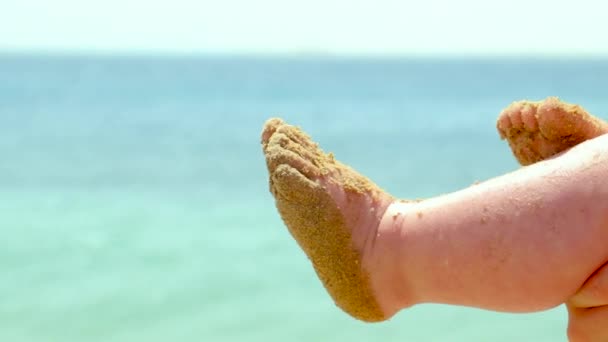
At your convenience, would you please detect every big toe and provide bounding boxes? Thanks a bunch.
[536,96,601,141]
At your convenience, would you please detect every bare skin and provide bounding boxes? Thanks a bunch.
[262,117,608,322]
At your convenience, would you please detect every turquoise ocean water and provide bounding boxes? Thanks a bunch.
[1,55,607,341]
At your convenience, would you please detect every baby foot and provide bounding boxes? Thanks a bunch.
[497,97,608,165]
[261,118,396,322]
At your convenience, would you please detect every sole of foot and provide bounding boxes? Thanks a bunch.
[497,97,608,166]
[261,118,396,322]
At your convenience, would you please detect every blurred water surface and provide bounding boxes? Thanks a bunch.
[1,55,607,341]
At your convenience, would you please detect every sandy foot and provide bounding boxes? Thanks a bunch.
[261,118,395,322]
[497,97,608,165]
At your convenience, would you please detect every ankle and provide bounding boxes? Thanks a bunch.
[366,201,422,317]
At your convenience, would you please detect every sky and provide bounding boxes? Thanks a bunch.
[2,0,608,56]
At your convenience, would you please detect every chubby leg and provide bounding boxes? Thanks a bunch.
[262,119,608,322]
[497,96,608,165]
[383,135,608,314]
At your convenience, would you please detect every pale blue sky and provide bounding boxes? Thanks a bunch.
[2,0,608,55]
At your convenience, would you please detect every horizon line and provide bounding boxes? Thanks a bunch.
[1,48,608,60]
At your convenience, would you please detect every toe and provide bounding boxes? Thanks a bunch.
[537,97,574,140]
[538,97,606,141]
[270,132,325,166]
[270,164,321,204]
[509,106,524,129]
[514,143,539,166]
[276,124,318,150]
[497,108,514,139]
[520,103,539,131]
[264,139,321,179]
[261,118,285,149]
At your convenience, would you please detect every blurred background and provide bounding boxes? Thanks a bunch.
[2,1,608,341]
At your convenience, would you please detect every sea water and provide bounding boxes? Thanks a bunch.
[1,55,607,341]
